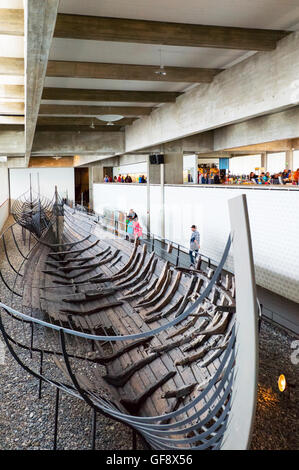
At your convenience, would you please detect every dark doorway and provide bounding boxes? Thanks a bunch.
[75,167,89,207]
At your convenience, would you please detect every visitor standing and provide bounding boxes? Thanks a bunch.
[189,225,200,266]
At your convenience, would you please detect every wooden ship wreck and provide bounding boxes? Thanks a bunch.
[0,190,259,450]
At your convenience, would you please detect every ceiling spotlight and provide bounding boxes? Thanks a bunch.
[53,156,61,160]
[155,65,167,76]
[106,121,114,126]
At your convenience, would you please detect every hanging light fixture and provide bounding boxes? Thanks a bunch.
[97,114,124,126]
[90,120,95,129]
[155,48,167,77]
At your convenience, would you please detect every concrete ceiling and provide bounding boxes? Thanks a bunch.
[41,0,299,116]
[1,0,299,161]
[58,0,299,30]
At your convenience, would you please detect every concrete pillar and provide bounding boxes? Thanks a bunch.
[261,152,267,171]
[88,166,93,210]
[164,152,184,184]
[146,155,151,234]
[285,150,293,170]
[92,165,104,183]
[191,154,198,184]
[160,163,165,239]
[148,160,160,184]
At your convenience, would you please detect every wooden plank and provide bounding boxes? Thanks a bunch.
[0,9,24,36]
[54,14,288,51]
[47,60,221,83]
[42,87,181,103]
[39,104,153,116]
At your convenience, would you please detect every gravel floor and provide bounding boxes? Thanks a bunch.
[0,217,297,450]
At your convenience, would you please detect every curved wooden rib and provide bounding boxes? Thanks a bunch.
[174,276,198,318]
[86,336,154,364]
[103,352,160,387]
[136,261,169,306]
[120,258,158,300]
[117,251,155,290]
[138,270,173,310]
[47,245,109,264]
[120,370,176,415]
[115,244,147,286]
[146,295,184,324]
[144,271,182,316]
[111,239,138,279]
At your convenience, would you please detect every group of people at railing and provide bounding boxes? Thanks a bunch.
[104,174,147,184]
[197,167,299,185]
[247,169,299,185]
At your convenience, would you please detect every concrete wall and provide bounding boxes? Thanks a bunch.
[32,131,125,155]
[9,167,75,203]
[0,167,9,232]
[113,161,147,178]
[214,106,299,151]
[93,182,299,306]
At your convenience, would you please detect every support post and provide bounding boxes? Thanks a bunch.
[160,162,165,240]
[146,155,151,235]
[38,350,43,399]
[91,408,97,450]
[261,152,267,171]
[285,149,293,170]
[53,387,60,450]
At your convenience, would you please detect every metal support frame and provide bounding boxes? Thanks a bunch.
[53,388,60,450]
[38,350,44,399]
[91,408,97,450]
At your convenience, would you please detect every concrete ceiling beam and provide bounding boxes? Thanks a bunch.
[0,102,24,115]
[37,116,136,127]
[0,57,24,76]
[39,104,154,116]
[24,0,59,166]
[54,14,288,51]
[0,9,24,36]
[0,85,24,100]
[46,60,221,83]
[42,87,181,103]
